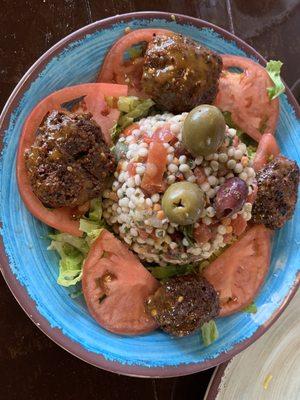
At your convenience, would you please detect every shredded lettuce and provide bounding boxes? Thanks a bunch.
[79,198,105,246]
[110,96,155,142]
[201,320,219,346]
[48,233,89,255]
[48,198,105,287]
[117,96,141,113]
[266,60,285,100]
[147,264,196,280]
[48,240,84,287]
[118,97,155,128]
[70,289,83,299]
[243,302,258,314]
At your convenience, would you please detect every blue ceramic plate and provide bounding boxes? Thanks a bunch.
[0,12,299,377]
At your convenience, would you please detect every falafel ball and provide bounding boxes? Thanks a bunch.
[25,110,115,208]
[141,33,223,113]
[146,274,220,336]
[252,155,299,229]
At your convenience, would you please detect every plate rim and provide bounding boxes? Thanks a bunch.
[0,11,299,378]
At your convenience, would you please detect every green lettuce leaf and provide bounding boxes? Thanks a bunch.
[110,96,155,142]
[147,264,195,280]
[266,60,285,100]
[48,233,89,255]
[201,320,219,346]
[79,198,105,245]
[243,302,258,314]
[70,289,83,299]
[49,198,105,287]
[88,198,103,222]
[48,241,84,287]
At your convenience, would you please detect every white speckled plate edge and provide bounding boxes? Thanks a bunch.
[205,290,300,399]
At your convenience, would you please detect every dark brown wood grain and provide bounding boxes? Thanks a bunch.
[0,1,299,399]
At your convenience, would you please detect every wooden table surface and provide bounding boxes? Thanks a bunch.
[0,1,299,399]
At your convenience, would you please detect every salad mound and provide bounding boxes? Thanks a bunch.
[103,109,256,266]
[16,28,299,342]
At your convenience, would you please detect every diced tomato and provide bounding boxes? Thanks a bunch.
[194,224,212,245]
[253,133,280,172]
[231,214,247,236]
[122,123,139,137]
[203,225,272,316]
[152,124,175,142]
[142,124,176,144]
[16,83,127,236]
[127,162,136,176]
[82,229,159,335]
[141,142,168,194]
[214,55,279,142]
[194,167,207,185]
[98,28,173,96]
[138,230,149,240]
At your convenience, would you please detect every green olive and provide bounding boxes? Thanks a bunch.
[183,105,226,157]
[162,182,204,225]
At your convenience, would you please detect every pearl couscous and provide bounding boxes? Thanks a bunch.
[103,112,256,265]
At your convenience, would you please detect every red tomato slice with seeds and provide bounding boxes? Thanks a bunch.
[17,83,127,236]
[98,28,173,96]
[203,225,272,316]
[141,142,168,195]
[253,133,280,172]
[214,55,279,142]
[82,229,159,335]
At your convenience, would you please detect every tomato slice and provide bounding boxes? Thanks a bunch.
[214,55,279,142]
[98,28,173,96]
[253,133,280,172]
[203,225,272,316]
[17,83,128,236]
[82,229,159,335]
[141,142,168,195]
[231,214,247,237]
